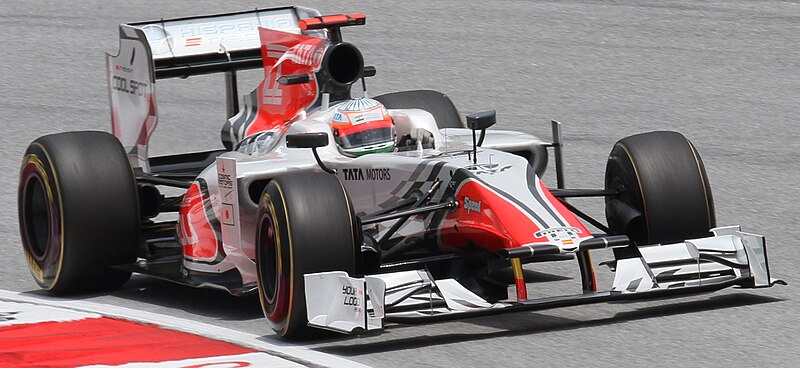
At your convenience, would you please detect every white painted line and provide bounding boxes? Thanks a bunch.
[0,290,371,368]
[82,352,307,368]
[0,299,100,325]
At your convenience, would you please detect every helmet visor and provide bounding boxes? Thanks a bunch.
[335,126,395,149]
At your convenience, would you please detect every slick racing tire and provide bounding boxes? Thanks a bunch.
[605,131,715,247]
[255,172,359,338]
[18,131,140,294]
[374,89,465,128]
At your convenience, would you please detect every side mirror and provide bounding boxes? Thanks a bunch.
[286,132,329,149]
[466,110,496,131]
[362,65,377,78]
[286,133,335,174]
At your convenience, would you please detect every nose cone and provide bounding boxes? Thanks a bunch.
[439,165,592,253]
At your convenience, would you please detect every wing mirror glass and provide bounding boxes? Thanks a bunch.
[466,110,496,131]
[286,133,335,174]
[286,132,329,149]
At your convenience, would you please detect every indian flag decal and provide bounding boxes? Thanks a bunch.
[184,37,202,47]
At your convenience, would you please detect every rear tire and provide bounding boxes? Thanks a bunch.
[605,131,715,247]
[18,131,140,294]
[255,172,359,338]
[374,89,464,128]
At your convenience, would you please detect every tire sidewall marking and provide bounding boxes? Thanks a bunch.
[256,186,291,334]
[686,140,715,228]
[270,181,295,337]
[20,144,65,290]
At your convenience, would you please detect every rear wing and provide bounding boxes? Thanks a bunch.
[127,6,323,79]
[106,6,323,171]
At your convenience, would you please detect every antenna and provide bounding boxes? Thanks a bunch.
[465,110,497,165]
[361,76,368,98]
[360,66,376,98]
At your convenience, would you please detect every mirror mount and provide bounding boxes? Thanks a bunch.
[277,74,311,86]
[286,133,336,174]
[359,66,376,98]
[465,110,496,164]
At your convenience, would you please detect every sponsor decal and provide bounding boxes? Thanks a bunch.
[140,12,302,60]
[112,76,149,97]
[463,196,481,214]
[342,168,363,180]
[114,64,134,73]
[221,204,235,226]
[367,168,391,180]
[466,163,512,176]
[535,227,582,243]
[185,37,203,47]
[284,43,325,66]
[217,172,234,188]
[334,103,389,126]
[342,285,362,308]
[175,22,259,38]
[216,157,241,248]
[342,168,391,181]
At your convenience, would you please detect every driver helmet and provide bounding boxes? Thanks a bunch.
[330,98,395,156]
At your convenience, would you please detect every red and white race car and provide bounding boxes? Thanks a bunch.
[18,6,782,339]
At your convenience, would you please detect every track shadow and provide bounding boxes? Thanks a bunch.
[19,268,572,324]
[312,293,784,356]
[22,276,263,321]
[492,268,573,283]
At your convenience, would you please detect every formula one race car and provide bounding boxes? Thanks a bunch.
[18,6,783,338]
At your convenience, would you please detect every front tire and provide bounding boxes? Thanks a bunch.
[18,131,140,294]
[255,172,359,338]
[605,131,715,247]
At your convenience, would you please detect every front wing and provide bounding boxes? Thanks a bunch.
[304,226,782,334]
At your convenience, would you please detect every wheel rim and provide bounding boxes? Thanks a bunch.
[23,174,51,261]
[258,213,278,304]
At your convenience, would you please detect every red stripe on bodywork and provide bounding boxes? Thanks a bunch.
[0,317,253,367]
[178,182,221,261]
[440,178,589,253]
[441,180,541,253]
[134,95,158,147]
[243,28,327,139]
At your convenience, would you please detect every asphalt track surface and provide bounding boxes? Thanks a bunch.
[2,1,799,367]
